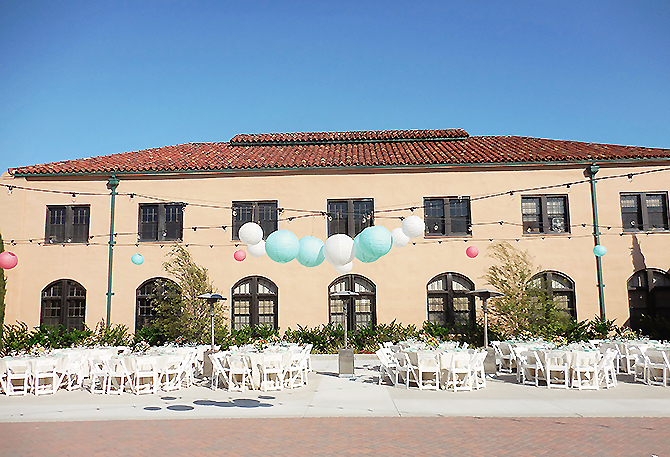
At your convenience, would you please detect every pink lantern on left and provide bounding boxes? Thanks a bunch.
[465,246,479,259]
[233,250,247,262]
[0,251,18,269]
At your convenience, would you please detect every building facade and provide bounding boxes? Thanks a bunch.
[1,128,669,333]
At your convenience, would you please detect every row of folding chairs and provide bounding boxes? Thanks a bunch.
[632,349,670,387]
[376,347,487,392]
[1,353,89,396]
[209,344,312,392]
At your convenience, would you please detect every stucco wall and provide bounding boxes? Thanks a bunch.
[1,163,669,332]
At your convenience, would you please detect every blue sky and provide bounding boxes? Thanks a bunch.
[1,0,669,174]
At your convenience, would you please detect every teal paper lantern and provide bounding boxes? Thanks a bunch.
[131,253,144,265]
[265,230,300,263]
[354,235,380,263]
[297,236,325,267]
[593,245,607,257]
[358,226,393,258]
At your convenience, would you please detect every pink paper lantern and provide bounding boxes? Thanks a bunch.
[233,250,247,262]
[0,251,18,269]
[466,246,479,259]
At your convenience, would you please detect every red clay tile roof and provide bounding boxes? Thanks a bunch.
[9,129,670,176]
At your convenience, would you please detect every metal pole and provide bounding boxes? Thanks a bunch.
[483,298,488,348]
[586,164,606,320]
[343,299,348,349]
[105,175,119,328]
[210,302,215,350]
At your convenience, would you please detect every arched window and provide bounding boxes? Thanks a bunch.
[41,279,86,331]
[329,275,376,331]
[232,276,278,330]
[628,269,670,331]
[427,273,475,327]
[135,277,180,331]
[528,271,577,319]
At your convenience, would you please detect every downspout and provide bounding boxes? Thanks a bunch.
[585,164,606,319]
[106,175,120,328]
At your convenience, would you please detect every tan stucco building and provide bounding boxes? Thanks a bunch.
[1,128,669,334]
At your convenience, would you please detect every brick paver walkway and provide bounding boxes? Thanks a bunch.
[1,417,668,456]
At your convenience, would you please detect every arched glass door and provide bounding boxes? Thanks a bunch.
[426,272,475,327]
[41,279,86,330]
[329,275,376,331]
[135,277,180,331]
[528,271,577,319]
[628,269,670,331]
[232,276,278,330]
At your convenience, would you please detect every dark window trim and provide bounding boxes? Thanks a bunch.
[40,279,86,331]
[137,202,185,242]
[44,205,91,244]
[521,194,570,235]
[327,198,374,237]
[231,276,278,330]
[328,274,377,332]
[426,272,475,328]
[424,196,472,237]
[620,192,670,232]
[231,200,278,241]
[528,270,577,319]
[135,277,179,331]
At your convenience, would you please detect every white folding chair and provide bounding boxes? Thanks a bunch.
[392,352,420,389]
[284,351,308,389]
[469,351,487,390]
[4,360,32,396]
[446,352,472,392]
[518,351,545,387]
[499,343,515,373]
[597,349,618,389]
[375,348,397,386]
[544,351,570,389]
[89,358,111,394]
[416,351,440,390]
[631,347,648,384]
[131,356,159,395]
[209,352,229,390]
[571,351,599,390]
[32,358,59,395]
[646,349,670,387]
[228,354,253,392]
[160,356,185,392]
[259,353,284,392]
[108,357,133,394]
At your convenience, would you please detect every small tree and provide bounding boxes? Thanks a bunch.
[482,241,566,338]
[149,245,228,343]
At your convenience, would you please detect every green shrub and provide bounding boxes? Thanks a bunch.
[638,314,670,340]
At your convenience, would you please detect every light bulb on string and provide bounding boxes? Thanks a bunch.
[71,193,77,203]
[7,186,13,195]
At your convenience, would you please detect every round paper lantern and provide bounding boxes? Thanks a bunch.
[0,251,18,269]
[391,227,410,248]
[131,253,144,265]
[358,226,393,258]
[238,222,263,246]
[354,235,380,263]
[335,262,353,274]
[234,250,247,261]
[466,246,479,258]
[401,215,425,238]
[323,234,356,266]
[265,230,300,263]
[297,236,325,267]
[593,245,607,257]
[247,240,266,258]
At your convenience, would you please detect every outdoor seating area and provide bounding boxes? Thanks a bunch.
[376,340,487,392]
[492,339,670,389]
[0,345,200,396]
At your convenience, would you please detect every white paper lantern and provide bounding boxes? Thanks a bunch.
[391,227,410,248]
[335,262,353,274]
[323,234,356,266]
[247,240,266,258]
[238,222,264,245]
[401,215,425,238]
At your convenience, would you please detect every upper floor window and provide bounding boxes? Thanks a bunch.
[138,203,184,242]
[45,205,90,244]
[327,198,373,237]
[232,201,278,240]
[620,192,669,232]
[521,195,569,234]
[424,197,471,236]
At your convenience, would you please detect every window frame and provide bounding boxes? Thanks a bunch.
[328,274,377,332]
[231,201,278,241]
[423,197,472,237]
[527,270,577,319]
[45,205,91,244]
[137,202,185,242]
[231,276,278,330]
[620,192,670,232]
[327,198,374,238]
[521,194,570,235]
[426,272,475,328]
[135,277,179,331]
[40,279,86,331]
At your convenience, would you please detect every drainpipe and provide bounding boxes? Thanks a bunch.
[585,164,606,320]
[106,175,120,328]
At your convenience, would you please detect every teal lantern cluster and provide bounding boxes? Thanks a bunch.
[297,236,325,267]
[265,230,300,263]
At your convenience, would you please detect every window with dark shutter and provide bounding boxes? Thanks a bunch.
[423,197,471,236]
[232,201,278,240]
[521,195,569,234]
[138,203,184,242]
[45,205,90,244]
[621,192,669,232]
[327,199,374,237]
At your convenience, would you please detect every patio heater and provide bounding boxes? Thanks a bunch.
[197,293,226,378]
[332,290,358,377]
[466,289,503,348]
